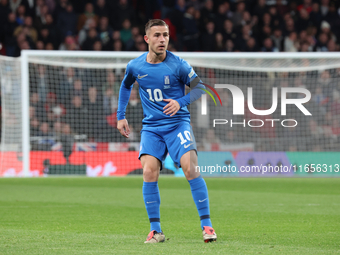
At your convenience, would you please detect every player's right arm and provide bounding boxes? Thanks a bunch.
[117,62,136,138]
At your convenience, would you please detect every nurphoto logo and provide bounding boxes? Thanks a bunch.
[200,84,312,128]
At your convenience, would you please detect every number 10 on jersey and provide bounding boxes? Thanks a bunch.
[147,89,163,102]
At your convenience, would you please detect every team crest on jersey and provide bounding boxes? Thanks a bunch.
[164,75,171,89]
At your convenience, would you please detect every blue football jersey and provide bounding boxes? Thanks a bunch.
[120,51,197,127]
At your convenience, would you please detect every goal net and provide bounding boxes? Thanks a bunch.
[1,51,340,177]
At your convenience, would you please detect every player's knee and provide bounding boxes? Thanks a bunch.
[141,155,161,176]
[143,164,160,182]
[182,161,199,180]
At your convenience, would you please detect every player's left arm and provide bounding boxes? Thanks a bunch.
[163,60,205,116]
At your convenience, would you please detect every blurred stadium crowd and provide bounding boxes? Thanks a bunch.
[0,0,339,54]
[1,0,340,152]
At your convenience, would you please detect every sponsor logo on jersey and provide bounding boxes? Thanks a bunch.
[137,74,148,79]
[164,85,171,89]
[184,143,193,148]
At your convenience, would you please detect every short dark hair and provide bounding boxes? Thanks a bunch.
[145,19,169,34]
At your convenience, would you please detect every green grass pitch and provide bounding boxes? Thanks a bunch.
[0,177,339,254]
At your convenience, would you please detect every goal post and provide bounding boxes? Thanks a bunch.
[1,50,340,177]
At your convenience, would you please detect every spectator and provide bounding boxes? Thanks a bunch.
[253,0,267,20]
[310,2,322,28]
[271,27,284,51]
[0,0,10,32]
[44,92,66,125]
[231,1,245,28]
[111,0,134,30]
[44,13,57,43]
[327,39,337,52]
[30,117,40,136]
[13,16,38,42]
[276,0,290,17]
[77,3,98,32]
[200,0,214,29]
[58,35,78,50]
[57,3,77,39]
[34,4,49,31]
[81,28,98,50]
[30,92,46,121]
[222,19,236,43]
[244,37,258,52]
[168,0,185,38]
[97,16,112,50]
[319,70,335,99]
[215,2,232,33]
[38,25,53,46]
[330,90,340,116]
[297,0,312,13]
[4,12,19,56]
[215,33,224,52]
[103,86,118,116]
[225,39,234,52]
[320,21,336,42]
[241,11,256,29]
[94,0,108,17]
[86,87,103,139]
[66,96,87,135]
[93,40,102,51]
[70,79,84,99]
[315,32,329,52]
[125,26,140,50]
[103,71,119,94]
[320,0,329,17]
[113,38,123,51]
[36,40,44,49]
[268,6,282,28]
[78,18,97,46]
[52,121,63,137]
[120,18,132,46]
[45,42,53,49]
[284,31,298,52]
[60,123,74,164]
[331,118,340,136]
[45,0,55,14]
[9,0,23,13]
[297,9,311,32]
[202,129,221,150]
[53,0,67,21]
[235,25,251,51]
[125,88,143,139]
[59,67,76,105]
[182,5,199,51]
[324,2,339,33]
[37,122,52,137]
[262,37,278,52]
[283,16,295,36]
[129,34,147,52]
[31,65,48,102]
[201,21,216,52]
[15,4,25,25]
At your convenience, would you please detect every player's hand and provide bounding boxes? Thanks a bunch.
[117,119,130,138]
[163,99,180,117]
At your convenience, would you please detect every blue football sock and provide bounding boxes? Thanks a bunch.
[188,176,212,229]
[143,181,161,232]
